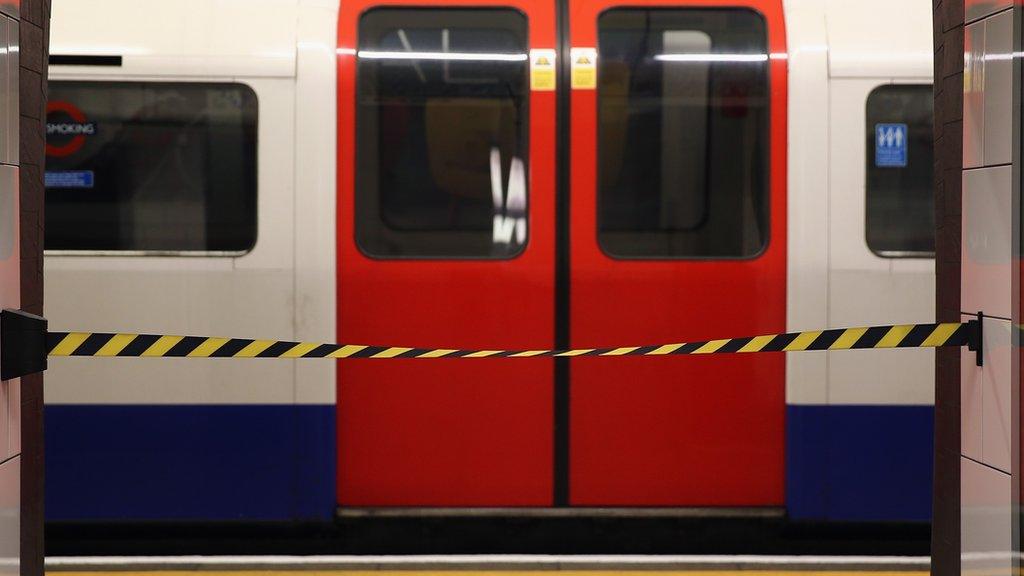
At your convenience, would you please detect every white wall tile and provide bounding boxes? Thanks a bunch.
[980,317,1011,472]
[0,15,17,167]
[961,315,1012,473]
[964,20,985,169]
[6,16,17,166]
[0,456,16,576]
[961,331,983,460]
[0,383,7,463]
[0,166,14,274]
[966,0,1013,24]
[983,10,1012,166]
[0,13,16,576]
[0,17,8,166]
[8,378,18,458]
[962,166,1011,319]
[0,166,16,457]
[962,457,1012,576]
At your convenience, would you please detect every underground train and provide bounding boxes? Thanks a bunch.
[42,0,935,524]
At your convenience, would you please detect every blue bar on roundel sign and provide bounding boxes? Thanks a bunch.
[44,170,94,188]
[875,123,908,168]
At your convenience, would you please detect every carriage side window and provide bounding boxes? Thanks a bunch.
[597,8,769,259]
[44,82,258,253]
[865,84,935,257]
[356,8,529,258]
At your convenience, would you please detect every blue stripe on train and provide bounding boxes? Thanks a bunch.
[47,403,931,521]
[786,404,933,522]
[45,404,335,521]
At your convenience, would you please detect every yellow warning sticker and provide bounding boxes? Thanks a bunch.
[530,49,556,91]
[571,47,597,89]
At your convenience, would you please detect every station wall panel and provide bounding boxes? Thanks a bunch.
[965,0,1013,24]
[962,166,1011,319]
[961,341,983,461]
[961,457,1011,575]
[0,8,19,575]
[0,456,19,576]
[981,10,1011,166]
[963,20,985,169]
[959,4,1015,571]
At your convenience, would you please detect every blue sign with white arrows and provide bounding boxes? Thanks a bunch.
[875,123,908,168]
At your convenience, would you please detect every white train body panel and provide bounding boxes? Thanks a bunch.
[783,0,829,405]
[45,0,328,406]
[293,0,339,406]
[824,0,935,406]
[826,76,935,406]
[782,0,935,521]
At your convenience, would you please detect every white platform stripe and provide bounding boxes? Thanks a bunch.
[44,554,932,571]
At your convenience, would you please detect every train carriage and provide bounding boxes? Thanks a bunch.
[43,0,935,524]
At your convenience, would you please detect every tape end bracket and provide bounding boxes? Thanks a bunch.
[966,311,983,367]
[1,309,48,381]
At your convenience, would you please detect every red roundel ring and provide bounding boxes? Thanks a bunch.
[46,101,90,158]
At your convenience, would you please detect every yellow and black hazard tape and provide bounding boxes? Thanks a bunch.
[46,321,975,359]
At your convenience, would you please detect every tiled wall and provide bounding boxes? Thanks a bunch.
[0,2,18,575]
[960,1,1014,574]
[0,0,48,573]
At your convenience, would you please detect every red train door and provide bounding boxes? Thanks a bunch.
[336,0,558,505]
[566,0,787,505]
[338,0,785,509]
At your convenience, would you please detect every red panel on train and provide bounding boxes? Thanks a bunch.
[336,0,558,505]
[567,0,787,505]
[337,0,784,507]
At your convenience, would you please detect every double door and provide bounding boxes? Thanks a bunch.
[336,0,787,507]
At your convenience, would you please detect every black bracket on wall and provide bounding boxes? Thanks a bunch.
[1,309,48,380]
[966,311,984,367]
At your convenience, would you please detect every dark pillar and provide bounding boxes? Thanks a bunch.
[18,0,47,574]
[932,0,964,574]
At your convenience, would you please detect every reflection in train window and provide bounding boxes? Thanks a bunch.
[44,82,258,253]
[597,8,769,259]
[356,8,529,258]
[865,85,935,257]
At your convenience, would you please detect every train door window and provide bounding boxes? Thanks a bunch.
[865,84,934,257]
[356,8,529,258]
[44,82,258,253]
[596,8,769,259]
